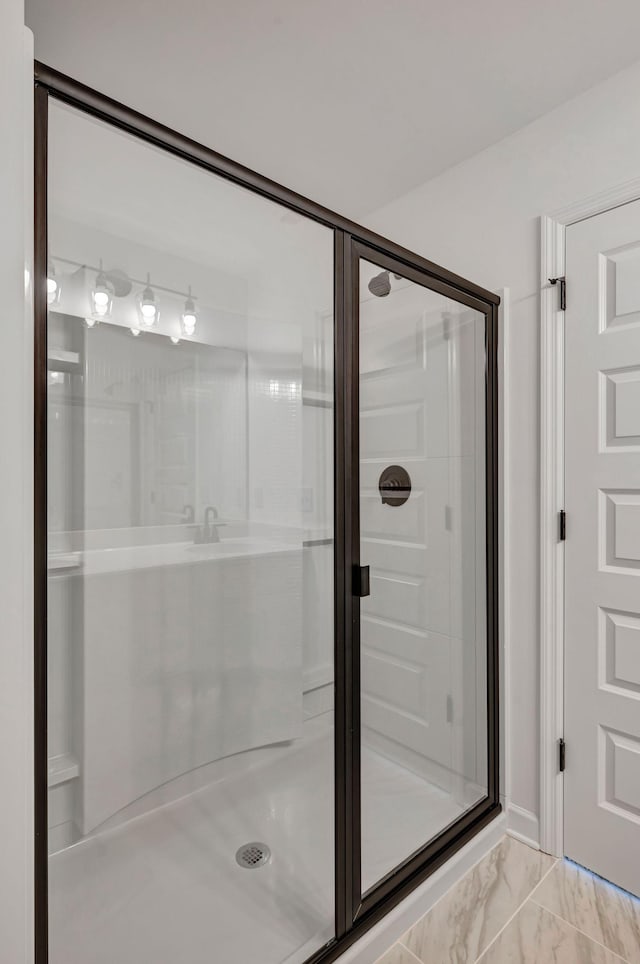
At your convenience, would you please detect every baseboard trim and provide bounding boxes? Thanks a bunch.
[506,804,540,851]
[337,813,507,964]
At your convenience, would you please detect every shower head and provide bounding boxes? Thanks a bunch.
[368,270,391,298]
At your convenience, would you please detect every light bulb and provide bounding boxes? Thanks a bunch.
[84,316,99,329]
[181,312,196,335]
[170,335,180,345]
[47,262,60,306]
[181,286,197,337]
[91,260,113,321]
[139,273,158,327]
[131,326,141,337]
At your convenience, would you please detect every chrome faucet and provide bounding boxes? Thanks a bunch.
[194,505,220,544]
[181,504,194,524]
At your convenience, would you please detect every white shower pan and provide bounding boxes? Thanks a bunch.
[49,718,464,964]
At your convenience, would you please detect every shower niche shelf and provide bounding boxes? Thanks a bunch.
[302,390,332,409]
[48,753,79,789]
[47,347,81,371]
[48,552,82,572]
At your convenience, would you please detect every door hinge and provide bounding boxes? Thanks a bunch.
[549,276,566,311]
[558,738,566,772]
[353,564,370,598]
[559,509,566,541]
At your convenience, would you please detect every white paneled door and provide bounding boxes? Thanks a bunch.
[358,254,489,891]
[565,200,640,897]
[359,281,453,779]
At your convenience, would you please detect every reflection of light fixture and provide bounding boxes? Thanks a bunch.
[90,260,113,321]
[47,256,203,340]
[181,286,197,336]
[268,379,300,399]
[139,273,158,327]
[47,261,60,306]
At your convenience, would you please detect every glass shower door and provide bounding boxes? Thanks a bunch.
[355,246,493,897]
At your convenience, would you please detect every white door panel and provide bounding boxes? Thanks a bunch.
[362,615,430,661]
[362,650,428,715]
[361,538,427,574]
[360,402,425,460]
[602,609,640,694]
[565,199,640,897]
[358,258,487,796]
[364,571,425,626]
[360,485,426,541]
[357,252,490,893]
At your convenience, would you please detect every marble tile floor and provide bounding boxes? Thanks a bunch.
[376,836,640,964]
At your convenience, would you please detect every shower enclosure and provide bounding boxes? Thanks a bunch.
[34,63,499,964]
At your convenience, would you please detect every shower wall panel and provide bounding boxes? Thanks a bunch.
[79,547,303,833]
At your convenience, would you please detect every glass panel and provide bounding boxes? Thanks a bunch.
[358,258,488,893]
[47,100,335,964]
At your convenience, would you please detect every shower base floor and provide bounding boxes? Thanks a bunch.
[49,718,466,964]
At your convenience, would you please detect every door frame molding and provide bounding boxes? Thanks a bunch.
[539,175,640,857]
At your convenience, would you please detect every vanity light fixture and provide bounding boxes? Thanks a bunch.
[48,255,200,336]
[47,261,60,306]
[139,273,158,327]
[89,259,113,323]
[181,286,197,337]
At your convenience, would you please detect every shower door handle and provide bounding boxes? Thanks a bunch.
[354,565,370,597]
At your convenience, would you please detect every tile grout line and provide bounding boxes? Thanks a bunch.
[395,941,424,964]
[528,897,631,964]
[393,834,513,952]
[472,857,560,963]
[522,856,563,905]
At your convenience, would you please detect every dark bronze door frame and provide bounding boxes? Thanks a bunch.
[33,62,500,964]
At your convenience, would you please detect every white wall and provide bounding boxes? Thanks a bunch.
[0,7,33,962]
[363,57,640,827]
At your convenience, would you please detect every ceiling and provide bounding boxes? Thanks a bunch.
[26,0,640,218]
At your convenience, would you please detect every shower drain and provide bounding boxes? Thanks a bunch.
[235,842,271,869]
